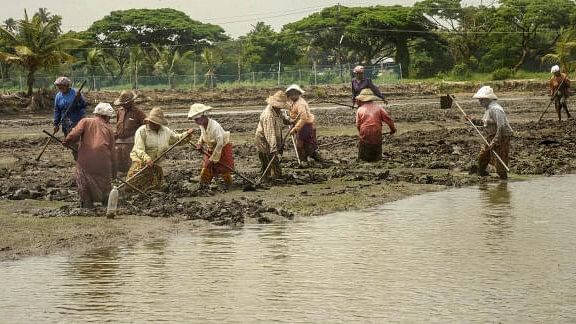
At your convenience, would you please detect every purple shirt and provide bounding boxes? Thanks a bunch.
[351,78,385,102]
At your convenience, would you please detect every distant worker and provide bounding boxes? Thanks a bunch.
[53,76,87,159]
[355,89,396,162]
[113,90,147,174]
[62,103,116,208]
[470,86,513,180]
[549,65,571,121]
[286,84,322,163]
[351,65,387,107]
[255,90,292,179]
[189,104,235,190]
[128,107,192,192]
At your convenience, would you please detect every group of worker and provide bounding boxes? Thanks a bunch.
[50,64,570,208]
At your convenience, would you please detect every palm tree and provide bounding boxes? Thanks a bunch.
[152,45,194,89]
[83,48,105,90]
[541,28,576,74]
[201,48,222,89]
[3,18,16,32]
[0,11,83,95]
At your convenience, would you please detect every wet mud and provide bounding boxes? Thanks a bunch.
[1,85,575,259]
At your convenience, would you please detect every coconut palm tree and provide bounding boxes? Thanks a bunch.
[201,48,222,89]
[0,11,83,95]
[541,28,576,73]
[152,45,194,89]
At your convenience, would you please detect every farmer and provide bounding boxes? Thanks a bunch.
[549,65,572,121]
[470,86,513,180]
[286,84,322,163]
[189,104,235,189]
[113,90,147,173]
[53,76,87,160]
[351,65,387,107]
[255,90,292,179]
[62,103,116,208]
[355,88,396,162]
[127,107,193,192]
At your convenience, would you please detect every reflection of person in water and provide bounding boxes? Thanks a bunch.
[480,182,513,245]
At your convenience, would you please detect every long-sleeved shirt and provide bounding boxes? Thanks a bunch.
[197,118,230,162]
[255,105,291,153]
[115,105,147,142]
[482,100,513,145]
[356,102,395,145]
[130,124,188,164]
[65,117,115,176]
[288,97,315,132]
[54,88,87,134]
[352,78,385,102]
[549,73,570,97]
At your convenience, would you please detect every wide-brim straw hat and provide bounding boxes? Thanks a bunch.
[266,90,288,108]
[285,84,305,95]
[114,90,139,106]
[472,86,498,100]
[188,103,213,119]
[145,107,168,126]
[355,88,381,102]
[93,102,115,117]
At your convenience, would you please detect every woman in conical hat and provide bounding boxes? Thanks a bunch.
[126,107,193,192]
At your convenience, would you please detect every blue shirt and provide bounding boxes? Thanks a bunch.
[53,88,87,134]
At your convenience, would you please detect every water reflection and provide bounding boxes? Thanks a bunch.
[479,182,514,245]
[2,176,576,322]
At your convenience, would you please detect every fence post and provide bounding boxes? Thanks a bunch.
[277,61,281,86]
[313,62,317,86]
[193,61,197,89]
[399,63,403,82]
[19,74,23,92]
[298,67,302,83]
[252,71,255,85]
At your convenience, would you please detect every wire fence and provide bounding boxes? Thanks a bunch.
[1,63,402,92]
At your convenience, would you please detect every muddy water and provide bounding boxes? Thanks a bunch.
[2,176,576,322]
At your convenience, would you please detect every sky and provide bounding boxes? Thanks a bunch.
[0,0,484,38]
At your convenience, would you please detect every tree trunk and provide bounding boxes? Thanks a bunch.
[395,40,410,78]
[513,47,528,72]
[26,69,35,96]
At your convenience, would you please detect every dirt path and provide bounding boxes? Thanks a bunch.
[1,86,574,261]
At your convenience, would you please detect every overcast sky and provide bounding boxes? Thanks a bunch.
[1,0,484,38]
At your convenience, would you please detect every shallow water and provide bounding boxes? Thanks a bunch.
[2,176,576,322]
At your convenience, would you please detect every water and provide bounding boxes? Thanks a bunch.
[2,176,576,322]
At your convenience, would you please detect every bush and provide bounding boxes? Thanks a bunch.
[491,68,515,80]
[450,63,471,80]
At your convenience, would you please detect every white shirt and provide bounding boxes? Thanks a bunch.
[197,118,230,162]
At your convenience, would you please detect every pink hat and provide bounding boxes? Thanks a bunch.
[353,65,365,73]
[53,76,71,86]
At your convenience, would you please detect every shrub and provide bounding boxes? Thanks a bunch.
[491,68,515,80]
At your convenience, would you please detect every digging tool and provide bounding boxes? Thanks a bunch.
[256,154,278,184]
[449,95,510,172]
[538,75,567,122]
[291,134,301,165]
[317,132,393,148]
[36,80,87,161]
[118,132,192,191]
[42,130,147,196]
[322,99,355,109]
[197,147,258,190]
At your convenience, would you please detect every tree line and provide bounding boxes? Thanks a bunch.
[1,0,576,96]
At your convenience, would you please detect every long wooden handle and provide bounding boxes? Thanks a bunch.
[199,148,257,186]
[120,132,191,189]
[449,95,510,172]
[538,76,566,122]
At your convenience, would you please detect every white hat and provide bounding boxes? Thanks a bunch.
[188,103,213,119]
[472,86,498,100]
[551,65,560,73]
[285,84,305,94]
[93,102,115,117]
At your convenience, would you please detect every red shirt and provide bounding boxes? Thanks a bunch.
[356,102,395,144]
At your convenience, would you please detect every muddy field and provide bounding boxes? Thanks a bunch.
[1,83,575,260]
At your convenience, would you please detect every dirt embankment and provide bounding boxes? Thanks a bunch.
[0,82,574,261]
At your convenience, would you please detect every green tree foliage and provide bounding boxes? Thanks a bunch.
[0,10,83,95]
[495,0,575,71]
[240,22,300,70]
[541,28,576,73]
[152,45,194,89]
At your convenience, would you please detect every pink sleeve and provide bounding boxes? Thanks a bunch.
[64,119,85,143]
[380,108,395,130]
